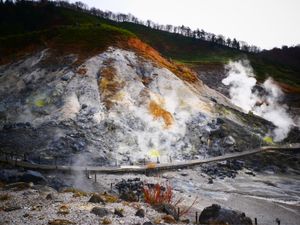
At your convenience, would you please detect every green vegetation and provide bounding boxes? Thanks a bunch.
[249,55,300,87]
[116,21,300,88]
[0,2,299,89]
[0,23,135,63]
[51,24,134,49]
[116,22,243,64]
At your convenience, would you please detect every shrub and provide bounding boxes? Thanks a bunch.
[143,183,173,205]
[0,194,11,201]
[143,183,198,218]
[62,187,88,197]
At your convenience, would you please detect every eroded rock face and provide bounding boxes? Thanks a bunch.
[0,48,273,165]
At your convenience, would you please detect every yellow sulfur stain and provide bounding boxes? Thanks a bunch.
[111,91,125,102]
[34,99,47,107]
[179,99,188,108]
[148,149,160,157]
[100,77,110,90]
[263,136,274,145]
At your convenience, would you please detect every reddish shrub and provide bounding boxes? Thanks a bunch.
[143,183,198,217]
[143,183,173,205]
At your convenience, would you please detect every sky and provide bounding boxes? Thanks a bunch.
[70,0,300,50]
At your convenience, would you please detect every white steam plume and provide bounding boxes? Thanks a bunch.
[222,60,296,141]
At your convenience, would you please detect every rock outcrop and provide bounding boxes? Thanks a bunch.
[0,47,274,166]
[199,204,253,225]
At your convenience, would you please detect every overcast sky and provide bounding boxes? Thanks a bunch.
[70,0,300,50]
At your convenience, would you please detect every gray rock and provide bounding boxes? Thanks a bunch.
[224,135,236,146]
[71,140,86,152]
[88,194,105,204]
[135,208,145,218]
[143,222,153,225]
[154,203,179,221]
[199,204,252,225]
[90,207,109,217]
[4,206,22,212]
[61,72,74,81]
[46,193,53,200]
[114,208,124,217]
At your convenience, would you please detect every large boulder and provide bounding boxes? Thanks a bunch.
[199,204,252,225]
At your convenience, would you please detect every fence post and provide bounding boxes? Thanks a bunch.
[14,153,17,166]
[177,207,180,220]
[94,172,97,183]
[254,218,257,225]
[195,211,198,224]
[55,156,57,169]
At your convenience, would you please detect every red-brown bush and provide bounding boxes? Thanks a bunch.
[142,183,198,217]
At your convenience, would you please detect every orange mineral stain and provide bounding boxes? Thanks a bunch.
[149,101,174,128]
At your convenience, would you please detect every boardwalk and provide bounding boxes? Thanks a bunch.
[0,144,299,174]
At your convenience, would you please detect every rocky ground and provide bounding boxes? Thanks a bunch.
[0,173,253,225]
[1,149,299,225]
[0,182,162,225]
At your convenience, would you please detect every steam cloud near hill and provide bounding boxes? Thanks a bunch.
[222,60,296,141]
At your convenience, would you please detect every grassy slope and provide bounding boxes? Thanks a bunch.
[0,3,299,89]
[115,22,300,89]
[0,5,134,64]
[113,22,243,64]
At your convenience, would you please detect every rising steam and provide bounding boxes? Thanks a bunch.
[222,60,296,141]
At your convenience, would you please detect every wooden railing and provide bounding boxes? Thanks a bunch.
[0,144,299,174]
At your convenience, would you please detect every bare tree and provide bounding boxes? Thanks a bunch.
[16,0,260,52]
[166,24,173,32]
[226,38,232,47]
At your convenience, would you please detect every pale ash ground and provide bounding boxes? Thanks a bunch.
[1,168,299,225]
